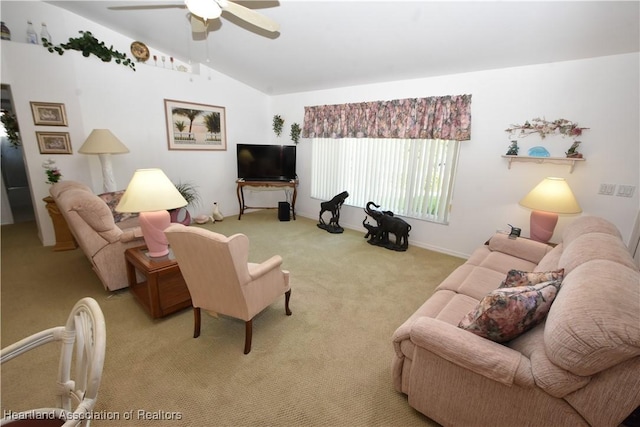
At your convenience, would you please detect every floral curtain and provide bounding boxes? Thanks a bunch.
[302,94,472,141]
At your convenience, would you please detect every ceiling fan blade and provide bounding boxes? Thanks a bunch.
[190,14,207,33]
[108,5,186,11]
[221,1,280,32]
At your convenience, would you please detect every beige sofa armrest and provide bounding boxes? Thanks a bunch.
[488,233,554,264]
[120,227,144,243]
[410,317,532,387]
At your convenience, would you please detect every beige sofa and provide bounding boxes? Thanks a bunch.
[50,181,144,291]
[392,216,640,426]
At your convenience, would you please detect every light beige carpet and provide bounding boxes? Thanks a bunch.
[1,210,465,426]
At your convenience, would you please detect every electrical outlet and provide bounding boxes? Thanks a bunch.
[616,185,636,197]
[598,183,616,195]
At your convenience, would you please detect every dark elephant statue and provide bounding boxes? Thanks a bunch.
[364,201,411,251]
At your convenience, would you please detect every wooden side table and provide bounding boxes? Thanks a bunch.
[124,245,192,319]
[43,196,78,251]
[236,179,297,220]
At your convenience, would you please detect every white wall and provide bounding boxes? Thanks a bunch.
[1,1,270,245]
[272,53,640,257]
[2,1,638,259]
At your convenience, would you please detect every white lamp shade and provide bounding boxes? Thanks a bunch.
[519,177,582,214]
[116,169,187,213]
[185,0,222,20]
[78,129,129,154]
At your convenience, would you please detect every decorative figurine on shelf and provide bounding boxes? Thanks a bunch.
[565,141,583,158]
[212,202,224,221]
[363,201,411,251]
[506,140,519,155]
[317,191,349,233]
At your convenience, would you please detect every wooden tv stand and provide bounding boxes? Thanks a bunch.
[236,179,297,220]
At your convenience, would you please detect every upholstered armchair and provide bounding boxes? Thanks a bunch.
[164,224,292,354]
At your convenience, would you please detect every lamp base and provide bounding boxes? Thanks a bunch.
[98,153,117,193]
[139,210,171,257]
[530,210,558,244]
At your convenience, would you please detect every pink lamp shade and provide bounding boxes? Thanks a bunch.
[116,169,187,257]
[519,177,582,244]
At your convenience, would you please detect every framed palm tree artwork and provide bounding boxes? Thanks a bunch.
[164,99,227,151]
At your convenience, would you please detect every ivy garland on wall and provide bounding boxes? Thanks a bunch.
[43,31,136,71]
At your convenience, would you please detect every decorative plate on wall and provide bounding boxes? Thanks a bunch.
[130,41,150,62]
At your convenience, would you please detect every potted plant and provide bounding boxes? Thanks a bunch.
[273,115,284,137]
[290,123,301,144]
[170,182,201,225]
[0,110,21,148]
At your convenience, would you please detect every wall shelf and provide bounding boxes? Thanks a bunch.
[501,155,585,173]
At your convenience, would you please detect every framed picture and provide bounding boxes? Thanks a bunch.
[30,102,68,126]
[164,99,227,151]
[36,132,72,154]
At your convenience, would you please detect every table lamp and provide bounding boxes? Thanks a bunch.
[78,129,129,193]
[116,169,187,257]
[519,177,582,243]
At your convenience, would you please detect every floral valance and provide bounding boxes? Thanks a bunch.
[302,94,472,141]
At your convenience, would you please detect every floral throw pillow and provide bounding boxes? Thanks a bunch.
[499,269,564,289]
[98,191,138,223]
[458,281,562,343]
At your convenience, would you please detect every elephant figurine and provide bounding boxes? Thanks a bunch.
[364,201,411,251]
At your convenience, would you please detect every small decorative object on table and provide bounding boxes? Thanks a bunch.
[42,158,62,184]
[318,191,349,233]
[505,140,519,155]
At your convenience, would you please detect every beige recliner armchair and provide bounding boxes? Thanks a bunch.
[165,224,292,354]
[50,181,144,291]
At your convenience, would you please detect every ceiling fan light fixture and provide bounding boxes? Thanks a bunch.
[185,0,221,21]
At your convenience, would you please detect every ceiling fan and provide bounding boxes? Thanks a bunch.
[110,0,280,34]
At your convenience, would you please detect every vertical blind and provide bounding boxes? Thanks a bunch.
[311,137,459,224]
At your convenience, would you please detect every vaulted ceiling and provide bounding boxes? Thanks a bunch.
[48,1,640,95]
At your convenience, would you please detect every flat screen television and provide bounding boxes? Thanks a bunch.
[237,144,297,182]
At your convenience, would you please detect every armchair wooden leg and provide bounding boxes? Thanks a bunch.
[193,307,201,338]
[284,290,292,316]
[244,320,253,354]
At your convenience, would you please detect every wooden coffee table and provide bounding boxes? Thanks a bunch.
[124,245,192,319]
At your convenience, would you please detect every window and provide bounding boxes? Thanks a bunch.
[311,137,459,224]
